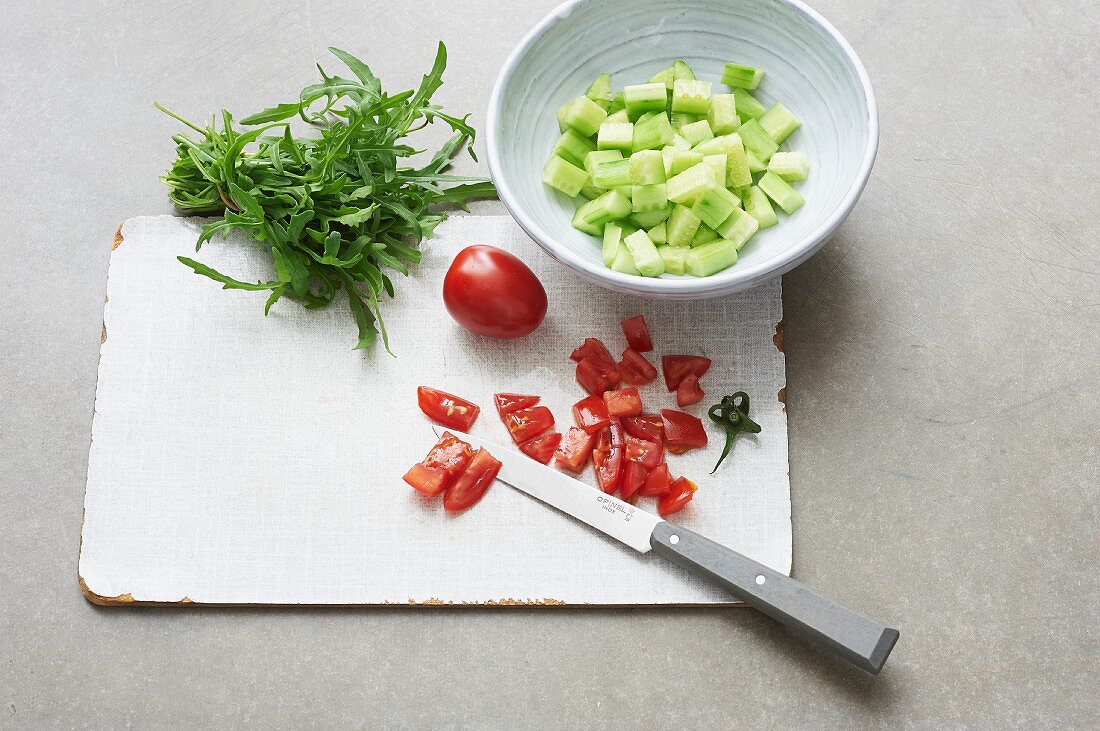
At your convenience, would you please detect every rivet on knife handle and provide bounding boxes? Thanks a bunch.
[650,522,899,673]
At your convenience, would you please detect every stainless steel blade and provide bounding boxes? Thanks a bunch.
[432,426,663,552]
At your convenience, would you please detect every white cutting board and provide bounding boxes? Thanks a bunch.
[79,215,790,606]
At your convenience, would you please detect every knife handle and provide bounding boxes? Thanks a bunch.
[651,522,898,673]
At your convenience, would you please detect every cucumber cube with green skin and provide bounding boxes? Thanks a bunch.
[629,204,671,229]
[597,122,634,152]
[723,137,753,188]
[690,224,718,247]
[768,151,810,181]
[556,102,569,132]
[693,132,742,157]
[691,186,741,229]
[686,238,738,277]
[669,112,699,130]
[671,79,712,115]
[657,245,690,275]
[608,92,626,114]
[737,119,779,161]
[585,73,614,111]
[758,171,805,214]
[579,189,633,226]
[632,113,674,151]
[702,154,727,187]
[579,184,604,200]
[673,60,696,81]
[603,223,626,266]
[592,158,632,188]
[629,150,666,184]
[553,128,597,168]
[733,88,766,120]
[714,206,760,250]
[560,95,608,137]
[666,162,717,205]
[744,186,778,228]
[611,245,640,275]
[759,103,801,144]
[542,156,589,197]
[631,183,668,213]
[721,63,764,90]
[680,120,714,147]
[648,222,667,245]
[745,149,767,173]
[605,109,630,124]
[708,93,740,135]
[623,230,666,277]
[584,149,624,178]
[623,83,668,118]
[635,110,658,124]
[572,205,603,236]
[666,204,702,247]
[669,134,691,151]
[649,66,675,89]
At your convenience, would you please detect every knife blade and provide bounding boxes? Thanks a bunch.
[433,426,899,674]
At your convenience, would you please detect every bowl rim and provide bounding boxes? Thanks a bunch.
[486,0,879,297]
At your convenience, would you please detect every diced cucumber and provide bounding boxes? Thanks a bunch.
[666,204,702,247]
[691,186,740,229]
[629,149,666,184]
[671,79,712,115]
[611,245,639,275]
[649,66,675,89]
[657,245,690,275]
[631,183,668,213]
[584,149,624,178]
[722,63,764,90]
[560,95,608,137]
[693,132,740,157]
[648,222,667,245]
[680,119,714,147]
[692,133,754,188]
[572,206,603,236]
[768,151,809,181]
[585,73,614,111]
[542,156,588,197]
[666,162,717,205]
[736,118,779,161]
[714,206,759,250]
[673,60,696,81]
[744,186,778,228]
[623,83,668,117]
[623,230,665,277]
[632,113,674,151]
[629,205,671,229]
[635,110,658,124]
[579,184,604,200]
[578,189,633,227]
[758,171,805,214]
[605,109,630,124]
[733,88,766,120]
[759,103,801,144]
[708,93,740,135]
[592,158,632,188]
[597,122,634,152]
[602,223,625,266]
[745,149,767,173]
[669,112,699,129]
[686,238,738,276]
[668,134,691,151]
[553,128,597,168]
[702,154,727,187]
[608,92,626,114]
[690,224,718,247]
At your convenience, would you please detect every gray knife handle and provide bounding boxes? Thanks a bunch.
[651,522,899,673]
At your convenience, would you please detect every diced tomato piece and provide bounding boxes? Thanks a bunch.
[621,461,648,501]
[661,355,712,392]
[443,448,502,511]
[676,373,705,407]
[494,393,539,416]
[603,387,643,418]
[417,386,480,431]
[519,431,562,464]
[592,425,625,494]
[570,337,615,365]
[625,435,664,470]
[422,431,476,480]
[402,463,449,497]
[607,416,625,447]
[661,408,709,454]
[639,464,672,497]
[618,348,658,386]
[503,406,554,444]
[621,413,664,444]
[573,395,611,434]
[576,357,620,396]
[555,426,595,472]
[657,477,698,516]
[620,316,653,352]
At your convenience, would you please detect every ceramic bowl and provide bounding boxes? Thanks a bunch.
[486,0,878,298]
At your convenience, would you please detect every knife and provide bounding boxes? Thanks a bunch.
[436,426,899,673]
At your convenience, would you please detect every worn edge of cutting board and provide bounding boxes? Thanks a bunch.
[79,218,787,608]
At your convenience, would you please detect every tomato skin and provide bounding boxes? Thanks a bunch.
[494,393,540,416]
[417,386,480,431]
[621,461,648,501]
[576,357,620,396]
[519,431,562,464]
[442,245,547,339]
[658,477,698,516]
[592,423,625,493]
[625,435,664,470]
[675,373,705,407]
[572,395,611,434]
[661,409,709,453]
[503,406,555,444]
[620,316,654,352]
[603,387,643,418]
[639,463,672,497]
[443,448,503,511]
[403,463,449,497]
[570,338,615,365]
[661,355,712,392]
[555,426,595,472]
[621,413,664,444]
[422,431,476,480]
[618,348,658,386]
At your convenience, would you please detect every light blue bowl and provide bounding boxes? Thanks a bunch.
[486,0,878,299]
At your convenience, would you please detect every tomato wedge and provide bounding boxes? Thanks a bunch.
[422,431,476,480]
[661,355,712,392]
[639,463,672,497]
[620,315,653,352]
[570,337,615,365]
[621,461,648,501]
[417,386,480,431]
[603,387,643,418]
[443,448,503,511]
[618,348,658,386]
[503,406,554,444]
[592,421,625,493]
[657,476,698,516]
[555,426,595,472]
[676,373,705,407]
[573,395,611,434]
[661,409,709,454]
[576,357,620,396]
[625,435,664,470]
[519,431,562,464]
[494,393,539,416]
[622,413,664,444]
[402,463,449,497]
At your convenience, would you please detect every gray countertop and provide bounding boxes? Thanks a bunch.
[2,0,1097,727]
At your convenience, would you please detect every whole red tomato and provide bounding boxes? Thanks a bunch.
[442,245,547,339]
